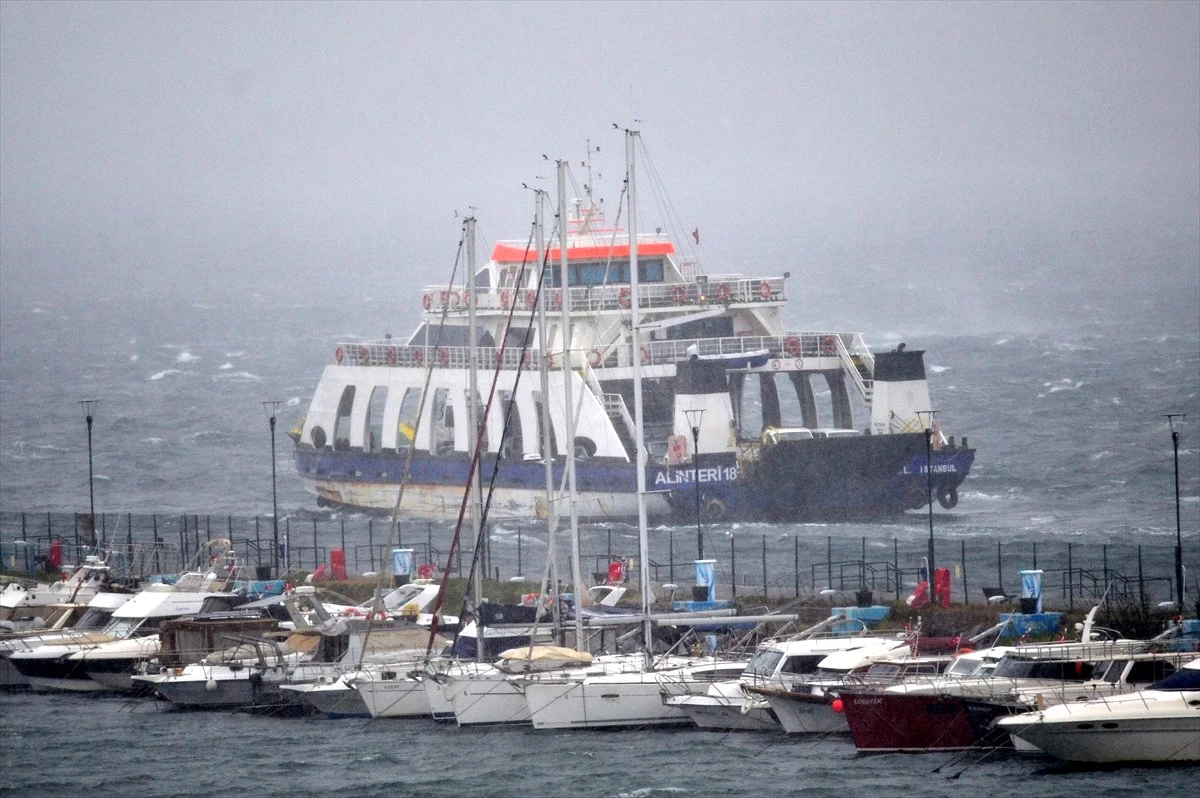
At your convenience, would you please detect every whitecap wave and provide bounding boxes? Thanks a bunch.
[928,364,949,373]
[286,397,302,407]
[219,363,234,370]
[176,351,199,363]
[213,371,261,382]
[148,369,181,380]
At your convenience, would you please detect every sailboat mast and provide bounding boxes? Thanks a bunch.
[627,129,653,669]
[534,190,563,640]
[466,216,484,641]
[557,160,586,651]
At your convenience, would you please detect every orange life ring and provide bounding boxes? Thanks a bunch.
[819,335,837,356]
[359,345,371,364]
[422,293,432,310]
[439,290,449,308]
[784,336,801,357]
[526,290,538,309]
[641,345,651,365]
[587,349,602,367]
[448,291,461,309]
[522,350,531,367]
[437,347,449,366]
[670,284,687,304]
[501,289,513,309]
[386,345,397,365]
[553,289,564,310]
[617,287,631,308]
[758,281,772,300]
[335,345,345,364]
[412,348,424,365]
[715,283,732,303]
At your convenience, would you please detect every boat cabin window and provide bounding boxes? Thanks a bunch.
[498,390,522,459]
[334,386,355,450]
[365,387,388,452]
[991,658,1096,682]
[432,388,454,455]
[780,654,827,675]
[541,258,665,288]
[397,388,421,449]
[1123,659,1175,684]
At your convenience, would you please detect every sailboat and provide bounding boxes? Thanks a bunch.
[521,130,751,731]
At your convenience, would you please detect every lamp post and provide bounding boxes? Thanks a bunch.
[263,401,282,576]
[80,399,99,548]
[684,408,705,560]
[1166,414,1186,610]
[917,409,937,581]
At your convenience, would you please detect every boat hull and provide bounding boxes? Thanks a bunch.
[840,691,1015,752]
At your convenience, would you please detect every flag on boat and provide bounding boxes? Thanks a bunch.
[692,227,700,244]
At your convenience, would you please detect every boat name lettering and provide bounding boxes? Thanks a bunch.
[902,464,959,475]
[653,466,738,486]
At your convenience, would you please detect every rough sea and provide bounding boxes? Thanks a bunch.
[1,267,1198,796]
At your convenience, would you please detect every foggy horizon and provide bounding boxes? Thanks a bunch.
[2,1,1197,337]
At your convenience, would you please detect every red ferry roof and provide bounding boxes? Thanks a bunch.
[491,241,675,263]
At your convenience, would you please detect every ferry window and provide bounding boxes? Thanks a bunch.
[576,262,613,286]
[334,386,356,450]
[432,388,453,455]
[397,388,421,449]
[639,258,664,283]
[365,387,387,452]
[498,390,521,459]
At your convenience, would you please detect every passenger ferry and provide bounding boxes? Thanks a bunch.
[292,188,974,522]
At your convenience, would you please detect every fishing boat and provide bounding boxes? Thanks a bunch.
[291,138,974,523]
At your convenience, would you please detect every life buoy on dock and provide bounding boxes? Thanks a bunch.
[670,284,687,304]
[819,335,837,356]
[386,345,397,365]
[715,283,732,303]
[784,336,801,357]
[335,346,345,364]
[617,287,631,308]
[587,349,602,367]
[501,289,513,309]
[757,280,772,300]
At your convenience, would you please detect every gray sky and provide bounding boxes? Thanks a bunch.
[2,0,1197,330]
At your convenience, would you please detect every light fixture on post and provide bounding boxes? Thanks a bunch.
[263,401,283,577]
[80,399,99,549]
[1166,413,1187,611]
[917,409,937,581]
[683,407,705,560]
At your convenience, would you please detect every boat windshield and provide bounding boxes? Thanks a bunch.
[991,658,1096,681]
[744,650,783,679]
[72,608,115,631]
[101,617,145,639]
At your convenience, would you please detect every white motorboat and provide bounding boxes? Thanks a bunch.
[665,632,908,732]
[0,591,134,687]
[995,659,1200,763]
[0,555,115,626]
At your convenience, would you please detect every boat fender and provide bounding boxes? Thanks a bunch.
[587,349,602,367]
[501,289,513,309]
[335,346,345,364]
[670,284,687,304]
[936,486,958,510]
[617,287,631,308]
[819,335,837,356]
[784,336,801,357]
[757,280,771,300]
[715,283,732,303]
